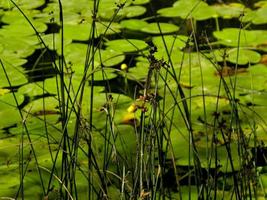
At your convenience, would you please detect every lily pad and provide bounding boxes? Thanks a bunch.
[158,0,217,20]
[87,67,118,81]
[0,36,38,58]
[255,1,267,8]
[64,23,92,41]
[96,21,121,35]
[0,92,24,111]
[18,81,48,97]
[132,0,150,5]
[63,43,124,77]
[208,48,261,65]
[126,58,150,81]
[10,0,45,9]
[118,5,146,18]
[0,93,24,129]
[152,35,189,52]
[120,19,148,31]
[213,28,267,47]
[227,49,261,65]
[0,61,28,87]
[95,49,125,67]
[41,33,72,51]
[22,96,59,116]
[212,3,246,19]
[141,22,179,34]
[105,39,148,52]
[0,21,47,36]
[243,6,267,25]
[0,9,41,23]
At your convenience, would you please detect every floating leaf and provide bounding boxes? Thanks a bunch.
[212,3,246,19]
[0,21,47,36]
[120,19,148,31]
[227,49,261,65]
[105,39,148,52]
[152,35,189,51]
[127,58,150,81]
[0,61,28,87]
[64,23,92,41]
[141,22,179,34]
[96,22,121,35]
[213,28,267,47]
[243,6,267,25]
[12,0,45,9]
[132,0,150,5]
[22,96,59,116]
[41,33,72,50]
[207,48,261,65]
[255,1,267,8]
[95,49,125,67]
[0,93,24,128]
[158,0,217,20]
[88,67,118,81]
[0,36,38,58]
[18,82,48,97]
[118,5,146,18]
[63,43,124,77]
[0,8,41,21]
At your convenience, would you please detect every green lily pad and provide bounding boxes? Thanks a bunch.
[154,47,184,65]
[0,93,24,129]
[212,3,246,19]
[242,64,267,91]
[158,0,217,20]
[208,48,261,65]
[63,43,88,65]
[63,43,124,77]
[0,36,39,58]
[96,21,121,35]
[126,58,150,81]
[99,3,146,20]
[105,39,148,52]
[152,35,189,52]
[213,28,267,47]
[1,52,28,66]
[95,49,125,67]
[243,6,267,25]
[227,49,261,65]
[0,9,41,23]
[0,20,47,36]
[41,4,83,24]
[64,23,92,41]
[120,19,148,31]
[87,67,118,81]
[141,22,179,34]
[18,81,48,97]
[132,0,150,5]
[0,92,24,111]
[22,96,59,117]
[118,5,146,18]
[255,1,267,8]
[11,0,45,9]
[41,1,93,24]
[0,61,28,87]
[41,33,72,51]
